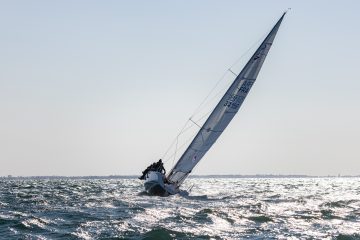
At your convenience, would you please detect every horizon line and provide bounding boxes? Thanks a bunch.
[1,174,359,179]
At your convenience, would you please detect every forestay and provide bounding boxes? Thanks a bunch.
[167,13,286,187]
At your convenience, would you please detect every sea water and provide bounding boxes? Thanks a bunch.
[0,177,359,239]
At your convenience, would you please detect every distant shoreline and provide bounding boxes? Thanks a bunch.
[1,174,359,180]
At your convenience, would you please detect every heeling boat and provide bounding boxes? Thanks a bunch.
[141,12,287,196]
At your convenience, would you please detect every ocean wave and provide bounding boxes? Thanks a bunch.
[138,227,216,240]
[247,215,272,223]
[335,233,360,240]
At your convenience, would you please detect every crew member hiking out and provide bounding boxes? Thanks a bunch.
[156,159,166,174]
[139,159,166,180]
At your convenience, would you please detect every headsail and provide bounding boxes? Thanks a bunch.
[167,13,286,187]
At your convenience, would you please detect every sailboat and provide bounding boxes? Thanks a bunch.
[140,12,286,196]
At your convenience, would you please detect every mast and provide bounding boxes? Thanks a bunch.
[167,13,286,187]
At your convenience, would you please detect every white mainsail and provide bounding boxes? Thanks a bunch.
[167,13,286,187]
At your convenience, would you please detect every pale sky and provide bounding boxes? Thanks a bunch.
[1,1,359,176]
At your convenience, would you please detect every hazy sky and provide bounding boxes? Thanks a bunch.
[1,1,359,176]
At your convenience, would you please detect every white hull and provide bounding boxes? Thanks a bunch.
[144,171,178,196]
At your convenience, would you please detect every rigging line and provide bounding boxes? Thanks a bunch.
[164,131,198,162]
[229,69,238,77]
[163,32,267,164]
[172,136,179,167]
[190,33,267,119]
[189,118,202,128]
[190,81,230,120]
[163,104,215,163]
[174,108,213,139]
[190,70,230,119]
[163,73,229,162]
[164,108,214,163]
[162,119,191,162]
[164,78,230,164]
[162,110,209,163]
[228,32,268,71]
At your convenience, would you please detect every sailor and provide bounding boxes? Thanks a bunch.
[138,166,148,180]
[155,159,169,183]
[157,159,166,175]
[139,159,167,180]
[149,162,156,171]
[139,163,153,180]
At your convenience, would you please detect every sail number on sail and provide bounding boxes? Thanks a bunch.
[238,80,254,94]
[224,94,244,109]
[224,80,254,109]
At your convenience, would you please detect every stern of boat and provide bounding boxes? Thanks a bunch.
[144,171,167,196]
